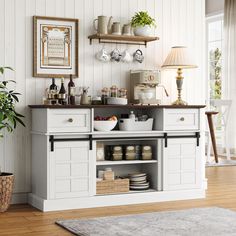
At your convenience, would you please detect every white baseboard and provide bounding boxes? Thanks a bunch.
[11,193,28,204]
[28,188,206,212]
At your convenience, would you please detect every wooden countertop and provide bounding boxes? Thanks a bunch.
[28,104,206,109]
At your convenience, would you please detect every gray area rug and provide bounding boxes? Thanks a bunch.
[56,207,236,236]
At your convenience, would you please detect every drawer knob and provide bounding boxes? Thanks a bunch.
[68,118,73,123]
[180,117,185,121]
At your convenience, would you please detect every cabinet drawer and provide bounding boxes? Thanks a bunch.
[48,109,91,133]
[164,109,199,130]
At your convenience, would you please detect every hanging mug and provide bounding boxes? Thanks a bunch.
[110,48,122,62]
[121,50,133,63]
[96,48,110,62]
[133,49,144,63]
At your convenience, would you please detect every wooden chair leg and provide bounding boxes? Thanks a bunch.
[206,114,218,163]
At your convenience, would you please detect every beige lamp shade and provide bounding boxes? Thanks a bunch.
[161,46,197,69]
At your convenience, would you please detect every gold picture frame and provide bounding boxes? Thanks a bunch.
[33,16,79,78]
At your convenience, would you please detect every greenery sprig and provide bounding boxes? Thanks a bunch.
[131,11,156,28]
[0,67,25,138]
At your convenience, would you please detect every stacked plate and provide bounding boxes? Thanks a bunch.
[129,173,149,191]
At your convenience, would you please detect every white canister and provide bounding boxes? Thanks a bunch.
[98,170,105,179]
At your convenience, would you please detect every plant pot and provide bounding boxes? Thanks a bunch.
[0,173,14,212]
[133,25,152,36]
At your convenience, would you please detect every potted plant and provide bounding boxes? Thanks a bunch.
[0,67,25,212]
[131,11,156,36]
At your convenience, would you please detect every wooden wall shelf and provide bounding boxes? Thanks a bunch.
[88,34,159,47]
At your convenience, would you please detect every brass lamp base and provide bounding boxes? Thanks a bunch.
[172,68,188,106]
[172,98,188,106]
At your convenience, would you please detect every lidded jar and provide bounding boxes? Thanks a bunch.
[110,85,118,97]
[101,87,109,105]
[119,88,127,98]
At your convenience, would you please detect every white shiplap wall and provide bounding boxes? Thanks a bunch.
[0,0,205,199]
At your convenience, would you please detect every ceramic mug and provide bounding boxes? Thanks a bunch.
[122,24,131,35]
[96,48,110,62]
[121,50,132,63]
[111,22,121,35]
[133,49,144,63]
[110,48,122,62]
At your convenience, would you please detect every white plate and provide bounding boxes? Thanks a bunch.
[130,180,147,184]
[130,178,147,182]
[129,173,147,177]
[130,186,150,190]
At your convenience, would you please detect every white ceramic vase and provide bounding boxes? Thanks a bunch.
[133,25,152,36]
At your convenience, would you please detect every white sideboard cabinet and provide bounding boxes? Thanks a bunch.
[29,105,206,212]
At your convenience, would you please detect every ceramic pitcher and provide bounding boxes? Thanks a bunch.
[93,16,113,34]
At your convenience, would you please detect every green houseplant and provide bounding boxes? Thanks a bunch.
[0,66,25,212]
[131,11,156,36]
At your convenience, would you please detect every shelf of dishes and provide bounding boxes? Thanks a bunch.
[96,167,155,194]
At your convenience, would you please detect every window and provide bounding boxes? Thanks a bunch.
[206,14,224,139]
[206,15,224,102]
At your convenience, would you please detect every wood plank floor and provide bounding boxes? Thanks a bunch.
[1,166,236,236]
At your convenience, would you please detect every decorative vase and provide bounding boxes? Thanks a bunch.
[0,173,14,212]
[133,25,152,36]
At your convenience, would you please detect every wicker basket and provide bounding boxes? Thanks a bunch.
[0,173,14,212]
[96,178,129,195]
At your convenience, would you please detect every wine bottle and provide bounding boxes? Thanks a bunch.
[68,74,76,105]
[49,78,57,92]
[58,77,66,105]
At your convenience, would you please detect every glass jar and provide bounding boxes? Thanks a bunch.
[119,88,127,98]
[110,85,118,97]
[101,87,109,105]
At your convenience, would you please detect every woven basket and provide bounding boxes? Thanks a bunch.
[96,178,129,195]
[0,173,14,212]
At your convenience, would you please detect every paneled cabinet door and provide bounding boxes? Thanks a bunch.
[163,138,201,191]
[49,141,93,199]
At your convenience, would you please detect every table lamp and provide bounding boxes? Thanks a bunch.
[161,46,197,105]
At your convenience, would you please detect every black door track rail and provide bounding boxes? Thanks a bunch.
[49,132,200,152]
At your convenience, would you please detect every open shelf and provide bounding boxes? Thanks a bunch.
[88,34,159,47]
[96,160,158,166]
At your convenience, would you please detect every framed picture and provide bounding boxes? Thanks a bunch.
[33,16,79,78]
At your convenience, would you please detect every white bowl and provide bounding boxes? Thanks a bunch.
[107,97,128,105]
[94,120,117,131]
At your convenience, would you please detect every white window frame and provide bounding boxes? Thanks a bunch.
[205,13,224,107]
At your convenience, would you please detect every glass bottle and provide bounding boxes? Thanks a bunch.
[58,77,66,105]
[49,78,58,102]
[129,111,136,120]
[68,74,76,105]
[49,78,57,91]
